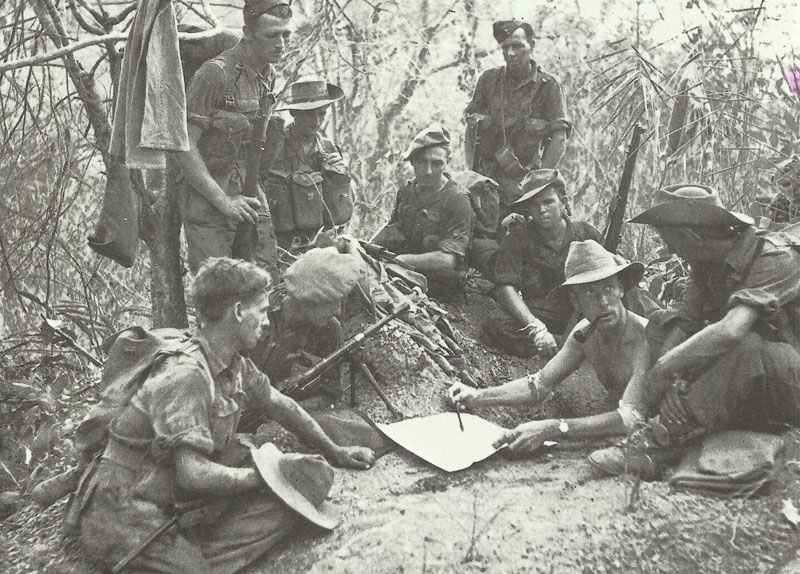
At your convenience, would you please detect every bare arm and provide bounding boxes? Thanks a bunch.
[172,124,261,224]
[650,305,759,381]
[396,251,457,273]
[495,284,545,329]
[175,447,262,496]
[263,388,374,469]
[449,330,584,408]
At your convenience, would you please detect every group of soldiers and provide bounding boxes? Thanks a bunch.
[72,2,800,572]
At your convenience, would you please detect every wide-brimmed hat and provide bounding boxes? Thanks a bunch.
[629,184,753,228]
[492,19,534,44]
[276,78,344,111]
[558,240,644,293]
[509,169,566,212]
[403,123,451,161]
[251,443,339,530]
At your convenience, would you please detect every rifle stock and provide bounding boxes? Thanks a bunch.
[282,301,411,397]
[232,88,276,261]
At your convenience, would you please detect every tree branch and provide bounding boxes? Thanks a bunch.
[0,26,226,74]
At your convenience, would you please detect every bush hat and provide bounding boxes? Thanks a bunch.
[509,169,566,212]
[403,123,451,161]
[629,184,753,228]
[559,240,644,293]
[276,78,344,111]
[492,19,534,44]
[251,443,339,530]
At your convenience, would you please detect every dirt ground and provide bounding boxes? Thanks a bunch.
[3,284,800,573]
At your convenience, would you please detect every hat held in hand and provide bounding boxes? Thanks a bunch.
[251,443,339,530]
[629,184,753,228]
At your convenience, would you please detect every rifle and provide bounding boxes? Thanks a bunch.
[603,124,645,253]
[357,241,428,292]
[231,84,277,261]
[281,301,411,398]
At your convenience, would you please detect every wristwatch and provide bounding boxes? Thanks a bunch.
[557,419,570,436]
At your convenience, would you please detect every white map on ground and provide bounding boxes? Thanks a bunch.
[376,413,508,472]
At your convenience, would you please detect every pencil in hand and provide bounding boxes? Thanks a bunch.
[456,408,464,432]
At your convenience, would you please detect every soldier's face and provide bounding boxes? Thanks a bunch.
[411,146,448,191]
[501,29,532,70]
[292,107,328,138]
[248,15,291,63]
[524,188,563,229]
[235,292,271,350]
[570,277,625,329]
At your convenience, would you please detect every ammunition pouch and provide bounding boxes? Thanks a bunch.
[197,110,251,177]
[322,170,353,227]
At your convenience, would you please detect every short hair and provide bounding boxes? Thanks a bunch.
[243,4,292,32]
[191,257,273,323]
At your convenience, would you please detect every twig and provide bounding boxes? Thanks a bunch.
[0,458,21,489]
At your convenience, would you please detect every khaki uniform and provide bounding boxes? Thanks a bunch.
[262,124,353,249]
[464,61,570,207]
[182,41,278,275]
[78,337,303,574]
[622,228,800,432]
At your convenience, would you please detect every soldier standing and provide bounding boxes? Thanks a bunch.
[175,0,292,277]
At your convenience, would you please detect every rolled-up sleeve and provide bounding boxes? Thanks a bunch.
[540,80,571,137]
[727,247,800,316]
[186,61,226,131]
[437,193,473,257]
[131,361,216,455]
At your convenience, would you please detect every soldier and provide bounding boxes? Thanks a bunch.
[485,169,602,358]
[373,123,473,295]
[77,258,375,572]
[465,19,571,276]
[263,78,354,251]
[449,240,649,455]
[175,0,291,276]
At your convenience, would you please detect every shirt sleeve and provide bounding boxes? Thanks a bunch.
[239,357,273,411]
[464,70,490,116]
[537,78,571,136]
[130,357,217,455]
[437,192,473,257]
[726,243,800,316]
[186,61,226,131]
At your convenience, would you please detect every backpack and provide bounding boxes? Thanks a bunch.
[74,326,207,457]
[451,170,501,239]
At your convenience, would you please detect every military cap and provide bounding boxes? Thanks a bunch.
[492,19,534,44]
[629,184,753,228]
[403,123,451,161]
[509,169,566,211]
[244,0,291,19]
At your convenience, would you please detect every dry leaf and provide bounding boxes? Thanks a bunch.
[782,499,800,527]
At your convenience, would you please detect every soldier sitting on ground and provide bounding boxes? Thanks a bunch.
[453,186,800,482]
[484,169,602,358]
[373,124,473,297]
[263,78,354,252]
[76,258,374,572]
[450,240,649,455]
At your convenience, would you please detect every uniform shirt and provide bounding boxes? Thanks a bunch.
[494,217,602,303]
[106,336,273,506]
[619,227,800,419]
[465,61,570,189]
[380,177,473,260]
[183,41,274,221]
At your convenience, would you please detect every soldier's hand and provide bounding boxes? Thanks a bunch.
[448,382,480,409]
[532,329,558,358]
[493,420,558,456]
[223,195,261,224]
[331,446,375,470]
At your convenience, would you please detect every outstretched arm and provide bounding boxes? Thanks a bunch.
[263,388,375,470]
